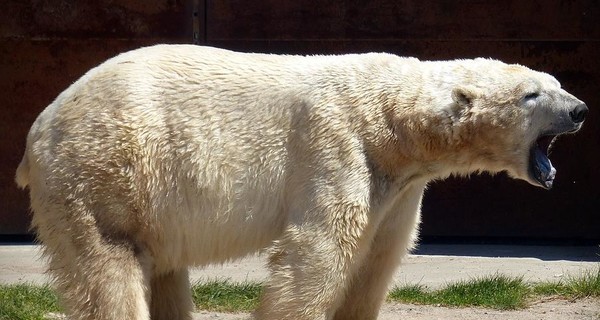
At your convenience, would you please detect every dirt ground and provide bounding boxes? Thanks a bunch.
[3,245,597,319]
[193,298,600,320]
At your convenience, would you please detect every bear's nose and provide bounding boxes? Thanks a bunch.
[569,103,588,123]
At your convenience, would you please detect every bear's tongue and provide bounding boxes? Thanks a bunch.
[529,136,556,189]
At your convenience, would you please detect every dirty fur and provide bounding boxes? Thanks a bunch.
[16,45,585,320]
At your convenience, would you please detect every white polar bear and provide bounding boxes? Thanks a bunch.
[16,45,587,320]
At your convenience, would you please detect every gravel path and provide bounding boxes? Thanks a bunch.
[192,298,600,320]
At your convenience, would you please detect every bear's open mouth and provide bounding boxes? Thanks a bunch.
[528,135,558,189]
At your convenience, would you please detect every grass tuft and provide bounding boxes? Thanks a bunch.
[533,267,600,299]
[191,279,263,312]
[388,284,430,304]
[0,283,60,320]
[436,275,528,310]
[389,274,529,310]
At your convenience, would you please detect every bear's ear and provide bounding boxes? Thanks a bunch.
[451,86,480,108]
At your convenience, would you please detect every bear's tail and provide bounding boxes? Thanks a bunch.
[15,152,30,189]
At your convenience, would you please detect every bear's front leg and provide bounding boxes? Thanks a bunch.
[331,183,425,320]
[257,106,375,319]
[150,269,194,320]
[255,204,371,320]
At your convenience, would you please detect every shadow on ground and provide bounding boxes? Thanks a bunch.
[414,244,600,262]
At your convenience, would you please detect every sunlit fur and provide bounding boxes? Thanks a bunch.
[15,45,584,320]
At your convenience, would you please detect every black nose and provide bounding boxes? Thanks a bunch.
[569,103,588,123]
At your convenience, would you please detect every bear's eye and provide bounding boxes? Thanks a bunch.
[523,92,540,101]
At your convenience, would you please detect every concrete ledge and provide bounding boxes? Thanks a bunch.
[1,244,598,289]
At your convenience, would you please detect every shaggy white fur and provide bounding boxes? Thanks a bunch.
[16,45,585,320]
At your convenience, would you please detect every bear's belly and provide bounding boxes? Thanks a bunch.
[145,179,288,271]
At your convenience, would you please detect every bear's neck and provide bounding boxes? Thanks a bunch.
[356,60,503,183]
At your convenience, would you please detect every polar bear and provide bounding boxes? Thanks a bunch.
[16,45,586,320]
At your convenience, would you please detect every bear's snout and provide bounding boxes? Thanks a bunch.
[569,103,588,124]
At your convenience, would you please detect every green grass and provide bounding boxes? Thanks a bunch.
[439,275,528,309]
[0,283,59,320]
[0,268,597,319]
[191,279,262,312]
[389,274,529,310]
[532,267,600,299]
[388,284,429,304]
[389,267,600,310]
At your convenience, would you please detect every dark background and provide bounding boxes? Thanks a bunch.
[1,0,598,242]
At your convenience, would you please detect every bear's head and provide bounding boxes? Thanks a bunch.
[446,59,587,189]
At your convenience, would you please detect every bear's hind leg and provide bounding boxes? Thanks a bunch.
[31,198,152,320]
[150,269,194,320]
[45,238,152,320]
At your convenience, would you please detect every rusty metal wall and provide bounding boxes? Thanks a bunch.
[2,0,598,240]
[0,0,197,234]
[203,0,600,241]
